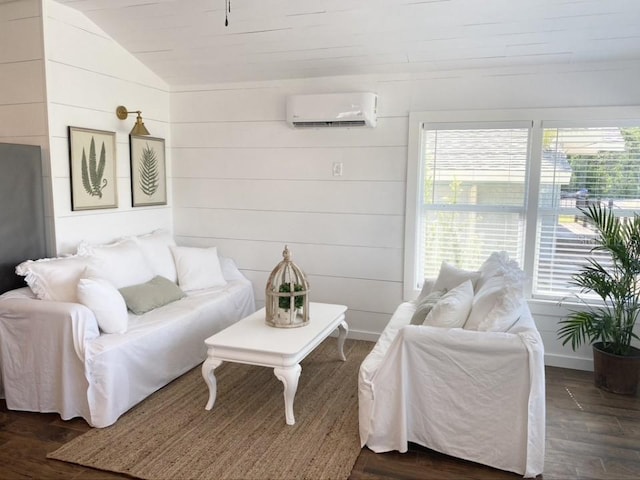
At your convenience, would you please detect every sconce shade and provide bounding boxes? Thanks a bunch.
[131,113,150,136]
[116,105,150,136]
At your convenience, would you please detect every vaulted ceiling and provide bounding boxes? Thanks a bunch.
[56,0,640,86]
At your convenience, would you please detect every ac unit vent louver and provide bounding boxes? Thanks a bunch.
[291,120,367,128]
[286,93,377,128]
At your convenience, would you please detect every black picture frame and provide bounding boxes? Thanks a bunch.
[129,135,167,207]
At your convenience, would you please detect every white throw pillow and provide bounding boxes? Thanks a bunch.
[78,239,155,289]
[219,257,245,282]
[131,230,178,283]
[475,251,522,291]
[15,255,94,303]
[424,280,474,328]
[432,261,481,293]
[77,275,128,334]
[465,269,525,332]
[170,245,227,291]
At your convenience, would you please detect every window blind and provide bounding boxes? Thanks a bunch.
[418,127,529,282]
[534,126,640,297]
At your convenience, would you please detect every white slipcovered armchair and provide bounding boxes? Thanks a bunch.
[358,253,545,478]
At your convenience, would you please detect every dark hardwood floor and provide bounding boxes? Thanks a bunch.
[1,366,639,479]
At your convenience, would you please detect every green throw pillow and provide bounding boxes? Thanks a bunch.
[119,276,186,315]
[410,289,446,325]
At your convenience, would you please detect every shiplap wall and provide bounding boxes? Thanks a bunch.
[7,1,640,369]
[42,0,171,254]
[0,0,54,253]
[0,0,46,146]
[171,60,640,369]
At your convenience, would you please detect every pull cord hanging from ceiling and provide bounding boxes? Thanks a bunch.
[225,0,231,26]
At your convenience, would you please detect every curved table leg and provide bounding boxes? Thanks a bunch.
[201,356,223,410]
[274,364,302,425]
[337,320,349,361]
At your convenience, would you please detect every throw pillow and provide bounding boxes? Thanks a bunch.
[464,268,525,332]
[432,261,481,293]
[475,251,522,291]
[415,279,436,304]
[15,255,94,303]
[170,245,227,291]
[219,257,246,282]
[424,279,474,328]
[410,289,446,325]
[131,230,178,283]
[78,238,155,289]
[119,276,186,315]
[77,275,128,334]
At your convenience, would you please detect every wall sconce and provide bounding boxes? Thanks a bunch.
[116,106,150,136]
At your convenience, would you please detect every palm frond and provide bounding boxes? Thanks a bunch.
[557,311,598,351]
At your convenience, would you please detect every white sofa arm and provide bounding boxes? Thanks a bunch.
[0,289,99,417]
[0,289,100,361]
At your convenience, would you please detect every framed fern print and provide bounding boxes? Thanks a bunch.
[68,127,117,211]
[129,135,166,207]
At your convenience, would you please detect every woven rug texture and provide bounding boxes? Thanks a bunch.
[48,338,372,480]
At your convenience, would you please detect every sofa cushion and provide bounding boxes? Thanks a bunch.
[424,279,474,328]
[410,289,445,325]
[119,276,186,315]
[132,230,177,283]
[465,269,525,332]
[219,257,246,282]
[433,261,481,293]
[475,251,522,291]
[16,255,94,303]
[78,239,155,289]
[170,245,227,291]
[77,275,128,334]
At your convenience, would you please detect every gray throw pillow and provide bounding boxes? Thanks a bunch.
[410,289,446,325]
[119,276,186,315]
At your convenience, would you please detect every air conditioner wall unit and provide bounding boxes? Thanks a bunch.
[286,92,378,128]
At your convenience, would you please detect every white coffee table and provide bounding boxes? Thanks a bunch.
[201,302,348,425]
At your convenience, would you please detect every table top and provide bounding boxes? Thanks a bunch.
[204,302,347,357]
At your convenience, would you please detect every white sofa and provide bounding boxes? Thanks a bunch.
[0,231,255,428]
[358,252,545,478]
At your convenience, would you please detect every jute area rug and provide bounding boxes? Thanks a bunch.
[48,338,373,480]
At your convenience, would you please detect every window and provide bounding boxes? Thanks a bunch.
[418,124,529,278]
[404,108,640,302]
[534,125,640,297]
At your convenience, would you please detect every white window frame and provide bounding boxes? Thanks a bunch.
[404,106,640,302]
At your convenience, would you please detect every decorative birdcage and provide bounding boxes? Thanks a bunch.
[265,245,310,328]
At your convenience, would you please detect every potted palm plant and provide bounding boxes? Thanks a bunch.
[557,203,640,395]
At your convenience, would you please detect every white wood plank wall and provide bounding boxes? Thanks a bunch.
[6,2,640,367]
[171,80,409,339]
[42,0,171,253]
[171,60,640,362]
[0,0,46,146]
[0,0,54,253]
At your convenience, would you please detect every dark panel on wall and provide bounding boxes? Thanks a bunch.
[0,143,46,294]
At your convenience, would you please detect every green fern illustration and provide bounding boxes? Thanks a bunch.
[81,137,108,198]
[138,143,159,197]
